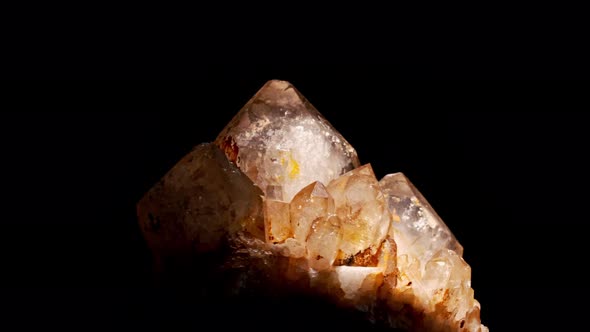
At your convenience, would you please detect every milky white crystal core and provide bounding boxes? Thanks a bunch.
[215,80,360,202]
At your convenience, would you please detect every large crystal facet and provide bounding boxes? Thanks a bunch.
[326,164,391,259]
[137,143,264,263]
[138,80,487,332]
[215,80,360,202]
[380,172,463,265]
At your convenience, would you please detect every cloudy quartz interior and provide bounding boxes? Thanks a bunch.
[138,80,488,332]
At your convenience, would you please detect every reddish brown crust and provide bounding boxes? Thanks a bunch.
[217,135,239,164]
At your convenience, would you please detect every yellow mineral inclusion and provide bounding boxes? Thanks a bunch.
[392,210,401,223]
[288,156,300,179]
[342,229,362,244]
[281,152,300,179]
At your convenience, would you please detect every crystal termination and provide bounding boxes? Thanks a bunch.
[137,80,488,332]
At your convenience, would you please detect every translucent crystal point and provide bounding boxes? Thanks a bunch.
[306,216,342,271]
[215,80,360,202]
[379,172,463,261]
[380,172,484,331]
[327,164,391,258]
[290,181,334,242]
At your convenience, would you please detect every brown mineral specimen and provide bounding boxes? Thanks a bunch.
[215,79,360,202]
[137,80,488,332]
[137,143,264,267]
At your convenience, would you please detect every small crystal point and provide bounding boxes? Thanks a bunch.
[290,181,334,242]
[380,172,484,331]
[327,164,391,258]
[380,172,463,258]
[215,80,360,202]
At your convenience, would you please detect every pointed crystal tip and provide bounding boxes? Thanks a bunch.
[379,172,464,257]
[262,79,292,89]
[251,79,305,108]
[216,79,360,202]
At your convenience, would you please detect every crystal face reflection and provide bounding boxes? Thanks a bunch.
[215,80,360,202]
[379,172,463,262]
[138,80,487,332]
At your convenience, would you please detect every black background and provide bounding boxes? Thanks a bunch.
[2,68,589,331]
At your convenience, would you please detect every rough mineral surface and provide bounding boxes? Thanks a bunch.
[137,143,264,265]
[138,80,488,331]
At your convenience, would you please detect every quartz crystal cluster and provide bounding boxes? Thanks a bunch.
[137,80,488,331]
